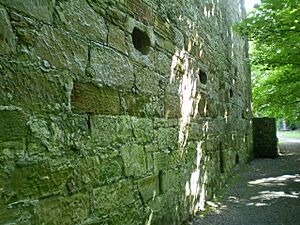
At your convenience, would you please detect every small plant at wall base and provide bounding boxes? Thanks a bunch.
[235,0,300,122]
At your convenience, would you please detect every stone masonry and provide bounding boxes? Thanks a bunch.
[0,0,252,224]
[253,117,278,158]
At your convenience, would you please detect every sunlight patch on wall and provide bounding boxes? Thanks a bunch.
[170,49,201,148]
[145,210,153,225]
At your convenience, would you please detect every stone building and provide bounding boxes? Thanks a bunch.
[0,0,252,224]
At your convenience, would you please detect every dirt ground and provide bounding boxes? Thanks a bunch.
[188,138,300,225]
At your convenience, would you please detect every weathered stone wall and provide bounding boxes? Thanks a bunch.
[0,0,252,224]
[253,118,278,158]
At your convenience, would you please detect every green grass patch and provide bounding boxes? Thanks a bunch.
[277,131,300,139]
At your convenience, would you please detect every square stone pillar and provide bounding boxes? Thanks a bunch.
[253,117,278,158]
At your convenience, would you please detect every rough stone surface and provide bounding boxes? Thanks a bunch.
[0,109,27,140]
[0,7,16,55]
[138,175,160,202]
[34,25,88,74]
[88,46,134,90]
[0,0,55,23]
[54,0,107,43]
[121,144,147,177]
[71,82,120,115]
[0,0,252,224]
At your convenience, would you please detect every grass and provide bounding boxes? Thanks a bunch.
[277,130,300,139]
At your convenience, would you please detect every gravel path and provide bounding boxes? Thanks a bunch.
[188,139,300,225]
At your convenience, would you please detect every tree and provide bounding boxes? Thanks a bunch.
[235,0,300,122]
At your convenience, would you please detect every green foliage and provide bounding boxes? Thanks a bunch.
[252,65,300,120]
[235,0,300,121]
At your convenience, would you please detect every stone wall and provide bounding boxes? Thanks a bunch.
[0,0,252,224]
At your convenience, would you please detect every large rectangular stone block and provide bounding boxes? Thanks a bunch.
[90,115,133,146]
[72,82,120,115]
[125,0,155,23]
[0,109,27,141]
[108,202,146,225]
[122,93,149,117]
[0,7,16,55]
[160,170,178,193]
[34,25,88,74]
[34,193,89,224]
[0,0,55,23]
[134,66,164,95]
[87,46,134,90]
[164,95,181,118]
[154,154,182,174]
[55,0,107,43]
[108,23,127,54]
[131,117,154,144]
[93,179,136,216]
[121,144,147,177]
[122,93,164,118]
[138,175,160,202]
[156,127,178,151]
[0,159,73,204]
[0,63,70,113]
[0,139,25,162]
[66,156,124,194]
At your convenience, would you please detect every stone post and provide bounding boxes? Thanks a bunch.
[253,117,278,158]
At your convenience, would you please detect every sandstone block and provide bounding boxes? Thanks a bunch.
[0,159,73,204]
[0,0,55,23]
[160,170,178,193]
[35,193,89,224]
[99,157,124,183]
[0,109,27,141]
[138,175,160,202]
[131,117,154,144]
[0,7,16,55]
[108,23,127,54]
[153,152,171,173]
[93,179,136,215]
[88,46,134,90]
[164,95,181,118]
[121,144,147,177]
[253,117,278,158]
[126,0,155,24]
[34,25,88,74]
[156,127,178,150]
[156,52,172,75]
[108,202,146,225]
[0,64,69,113]
[123,93,149,117]
[134,66,163,95]
[91,115,133,146]
[72,82,120,115]
[55,0,107,43]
